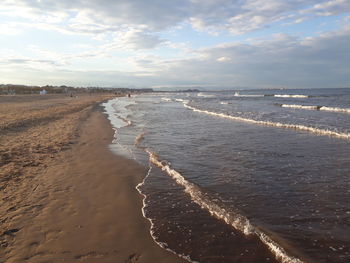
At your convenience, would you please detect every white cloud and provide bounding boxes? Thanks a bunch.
[0,0,189,32]
[0,22,22,35]
[307,0,350,16]
[217,56,231,62]
[132,26,350,88]
[1,0,349,36]
[188,0,330,34]
[4,26,349,89]
[0,1,349,88]
[0,56,61,72]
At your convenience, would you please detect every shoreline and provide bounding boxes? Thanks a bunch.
[1,95,183,262]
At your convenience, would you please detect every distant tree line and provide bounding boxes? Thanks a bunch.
[0,84,153,95]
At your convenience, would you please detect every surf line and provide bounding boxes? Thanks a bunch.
[136,166,198,263]
[147,149,304,263]
[183,103,350,140]
[133,132,198,262]
[279,104,350,114]
[274,94,309,98]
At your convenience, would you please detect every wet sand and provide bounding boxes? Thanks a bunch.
[0,94,183,263]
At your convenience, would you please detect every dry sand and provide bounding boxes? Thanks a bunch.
[0,94,183,263]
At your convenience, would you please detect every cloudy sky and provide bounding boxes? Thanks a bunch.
[0,0,350,89]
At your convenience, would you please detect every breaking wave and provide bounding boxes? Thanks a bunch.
[280,104,320,110]
[274,94,309,98]
[319,106,350,114]
[175,98,189,103]
[183,103,350,140]
[233,93,308,99]
[147,149,304,263]
[197,92,215,98]
[279,104,350,114]
[234,92,264,97]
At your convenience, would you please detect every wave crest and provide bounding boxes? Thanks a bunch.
[197,92,215,98]
[279,104,350,114]
[280,104,319,110]
[320,106,350,114]
[183,103,350,140]
[274,94,309,98]
[147,149,303,263]
[234,92,264,97]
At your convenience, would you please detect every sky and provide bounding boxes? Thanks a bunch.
[0,0,350,90]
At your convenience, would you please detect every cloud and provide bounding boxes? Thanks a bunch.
[2,25,349,88]
[1,0,349,36]
[6,26,350,89]
[117,30,165,50]
[0,56,60,66]
[1,1,349,88]
[189,0,345,34]
[305,0,350,16]
[136,26,350,88]
[0,56,61,73]
[0,22,22,35]
[0,0,189,32]
[217,56,231,62]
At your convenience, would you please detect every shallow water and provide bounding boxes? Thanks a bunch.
[103,88,350,263]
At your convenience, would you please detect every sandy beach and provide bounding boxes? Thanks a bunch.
[0,94,183,263]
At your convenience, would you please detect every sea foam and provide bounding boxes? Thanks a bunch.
[147,149,304,263]
[103,98,132,129]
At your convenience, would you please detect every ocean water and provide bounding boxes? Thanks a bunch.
[103,88,350,263]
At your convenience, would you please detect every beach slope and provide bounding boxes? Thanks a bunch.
[0,95,183,263]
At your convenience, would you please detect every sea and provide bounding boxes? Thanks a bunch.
[102,88,350,263]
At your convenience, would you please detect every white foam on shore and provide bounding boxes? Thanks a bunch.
[161,97,172,102]
[103,97,304,263]
[147,149,304,263]
[136,166,198,263]
[102,98,131,129]
[183,103,350,140]
[102,97,136,158]
[104,97,196,262]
